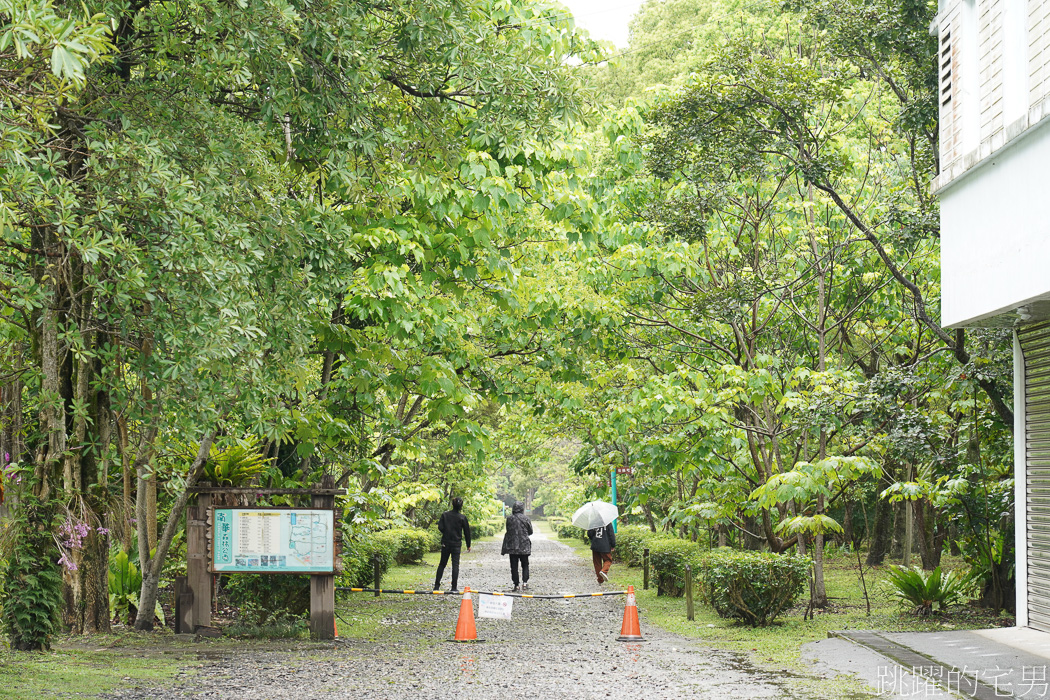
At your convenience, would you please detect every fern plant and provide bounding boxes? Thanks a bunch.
[203,439,268,487]
[886,565,966,616]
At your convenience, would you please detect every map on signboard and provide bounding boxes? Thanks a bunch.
[212,508,334,573]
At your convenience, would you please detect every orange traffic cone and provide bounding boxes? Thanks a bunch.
[450,587,481,642]
[617,585,645,642]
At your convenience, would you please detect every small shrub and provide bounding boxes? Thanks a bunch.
[886,565,965,616]
[470,519,504,538]
[340,535,395,588]
[615,526,658,566]
[223,574,311,623]
[554,522,587,541]
[697,548,809,627]
[648,537,704,597]
[379,528,430,565]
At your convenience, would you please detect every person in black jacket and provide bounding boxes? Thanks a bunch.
[501,502,533,592]
[587,524,616,584]
[434,497,471,592]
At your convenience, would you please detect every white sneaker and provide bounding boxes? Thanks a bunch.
[599,571,609,583]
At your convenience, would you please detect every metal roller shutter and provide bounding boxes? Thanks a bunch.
[1020,321,1050,631]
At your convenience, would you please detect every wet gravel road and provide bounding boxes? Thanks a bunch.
[105,530,803,699]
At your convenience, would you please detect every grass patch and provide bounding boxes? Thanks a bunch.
[224,619,309,639]
[0,647,183,700]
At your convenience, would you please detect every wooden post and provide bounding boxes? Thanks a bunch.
[173,575,193,634]
[187,489,212,631]
[685,564,695,621]
[373,554,381,597]
[310,475,336,640]
[643,548,650,591]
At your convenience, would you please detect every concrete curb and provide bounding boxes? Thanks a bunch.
[830,630,1010,699]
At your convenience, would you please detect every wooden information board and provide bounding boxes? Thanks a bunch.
[211,508,334,573]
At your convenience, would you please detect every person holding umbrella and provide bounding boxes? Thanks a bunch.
[571,501,618,584]
[501,501,533,591]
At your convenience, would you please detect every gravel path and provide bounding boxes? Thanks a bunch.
[105,529,803,699]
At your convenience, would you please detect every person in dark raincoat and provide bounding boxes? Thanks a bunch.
[501,502,533,592]
[434,497,471,592]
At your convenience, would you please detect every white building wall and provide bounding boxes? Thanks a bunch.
[938,0,1050,633]
[935,0,1049,191]
[940,118,1050,327]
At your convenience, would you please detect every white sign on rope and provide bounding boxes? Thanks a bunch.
[478,594,514,619]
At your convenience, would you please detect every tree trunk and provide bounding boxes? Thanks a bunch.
[812,494,827,607]
[642,501,657,533]
[890,498,906,559]
[60,310,112,634]
[63,522,111,634]
[134,433,216,630]
[914,500,947,570]
[866,474,894,566]
[0,379,25,518]
[146,472,158,554]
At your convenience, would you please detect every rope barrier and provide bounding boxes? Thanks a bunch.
[336,587,627,599]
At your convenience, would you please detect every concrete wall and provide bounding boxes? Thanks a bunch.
[940,118,1050,327]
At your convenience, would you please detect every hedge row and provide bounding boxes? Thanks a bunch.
[547,516,568,531]
[340,527,432,587]
[697,549,810,627]
[614,528,809,625]
[552,520,587,542]
[614,526,659,566]
[473,518,505,538]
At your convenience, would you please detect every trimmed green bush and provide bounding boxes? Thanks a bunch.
[547,516,568,532]
[648,537,705,597]
[427,529,442,552]
[614,526,659,566]
[377,528,430,565]
[697,548,810,627]
[340,535,396,588]
[554,521,587,542]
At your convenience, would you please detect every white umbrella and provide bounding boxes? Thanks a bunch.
[571,501,619,530]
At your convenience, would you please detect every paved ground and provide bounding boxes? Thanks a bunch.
[804,627,1050,699]
[105,529,807,699]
